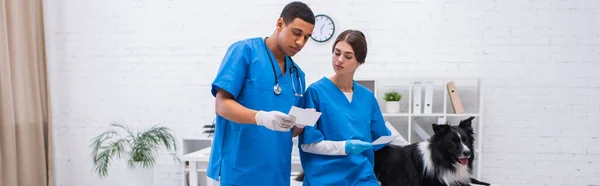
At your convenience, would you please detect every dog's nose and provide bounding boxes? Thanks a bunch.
[463,150,471,157]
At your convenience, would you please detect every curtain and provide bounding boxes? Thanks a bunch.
[0,0,54,185]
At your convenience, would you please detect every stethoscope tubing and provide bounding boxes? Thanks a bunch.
[264,37,303,97]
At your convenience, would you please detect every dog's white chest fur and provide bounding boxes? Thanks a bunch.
[418,142,471,186]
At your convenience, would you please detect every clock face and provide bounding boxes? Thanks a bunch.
[311,14,335,42]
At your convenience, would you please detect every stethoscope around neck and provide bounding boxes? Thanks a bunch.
[264,37,303,97]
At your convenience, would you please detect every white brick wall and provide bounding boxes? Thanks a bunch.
[43,0,600,185]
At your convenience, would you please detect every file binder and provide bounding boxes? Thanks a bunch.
[446,81,464,114]
[423,81,433,114]
[413,82,422,114]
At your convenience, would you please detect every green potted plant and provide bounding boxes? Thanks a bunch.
[383,91,402,113]
[90,122,179,178]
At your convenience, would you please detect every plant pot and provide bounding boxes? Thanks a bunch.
[385,101,400,113]
[105,164,154,186]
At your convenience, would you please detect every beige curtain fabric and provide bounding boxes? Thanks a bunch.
[0,0,54,185]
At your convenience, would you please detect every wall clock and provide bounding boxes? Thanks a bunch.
[311,14,335,43]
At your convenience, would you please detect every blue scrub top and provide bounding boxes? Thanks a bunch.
[298,77,391,186]
[208,37,306,186]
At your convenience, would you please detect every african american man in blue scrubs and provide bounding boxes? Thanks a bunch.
[208,1,315,186]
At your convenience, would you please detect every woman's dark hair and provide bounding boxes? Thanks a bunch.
[332,29,368,64]
[280,1,315,25]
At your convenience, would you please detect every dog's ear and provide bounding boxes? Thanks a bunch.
[459,116,475,132]
[432,124,451,134]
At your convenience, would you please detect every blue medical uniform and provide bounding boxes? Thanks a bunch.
[208,37,306,186]
[298,77,391,186]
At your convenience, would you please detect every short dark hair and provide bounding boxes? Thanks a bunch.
[332,29,368,64]
[280,1,315,25]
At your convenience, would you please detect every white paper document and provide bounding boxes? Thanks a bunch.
[288,106,322,127]
[372,135,398,145]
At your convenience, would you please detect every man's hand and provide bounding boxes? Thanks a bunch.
[292,126,304,137]
[255,111,296,132]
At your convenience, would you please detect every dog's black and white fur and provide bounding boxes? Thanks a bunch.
[294,116,491,186]
[374,116,490,186]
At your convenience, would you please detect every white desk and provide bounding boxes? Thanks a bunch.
[181,146,304,186]
[181,147,215,186]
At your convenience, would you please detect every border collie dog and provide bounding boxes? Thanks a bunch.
[374,116,489,186]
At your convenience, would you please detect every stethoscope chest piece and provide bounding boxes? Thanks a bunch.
[273,84,282,95]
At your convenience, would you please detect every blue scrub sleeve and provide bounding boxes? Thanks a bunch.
[370,95,392,151]
[211,41,249,99]
[299,88,325,145]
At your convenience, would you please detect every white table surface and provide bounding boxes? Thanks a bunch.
[182,147,304,186]
[182,147,301,163]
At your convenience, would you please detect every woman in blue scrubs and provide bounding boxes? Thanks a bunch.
[208,2,315,186]
[298,29,410,185]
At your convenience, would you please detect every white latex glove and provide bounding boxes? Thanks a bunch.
[387,135,411,147]
[255,111,296,132]
[294,108,316,129]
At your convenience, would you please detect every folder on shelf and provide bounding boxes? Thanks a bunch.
[423,81,433,114]
[411,119,431,141]
[446,81,464,114]
[413,82,422,114]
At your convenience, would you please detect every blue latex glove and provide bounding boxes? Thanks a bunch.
[345,140,373,155]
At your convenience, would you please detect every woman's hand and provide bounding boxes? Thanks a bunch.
[344,140,372,155]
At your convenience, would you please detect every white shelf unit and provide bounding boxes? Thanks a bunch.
[356,78,484,179]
